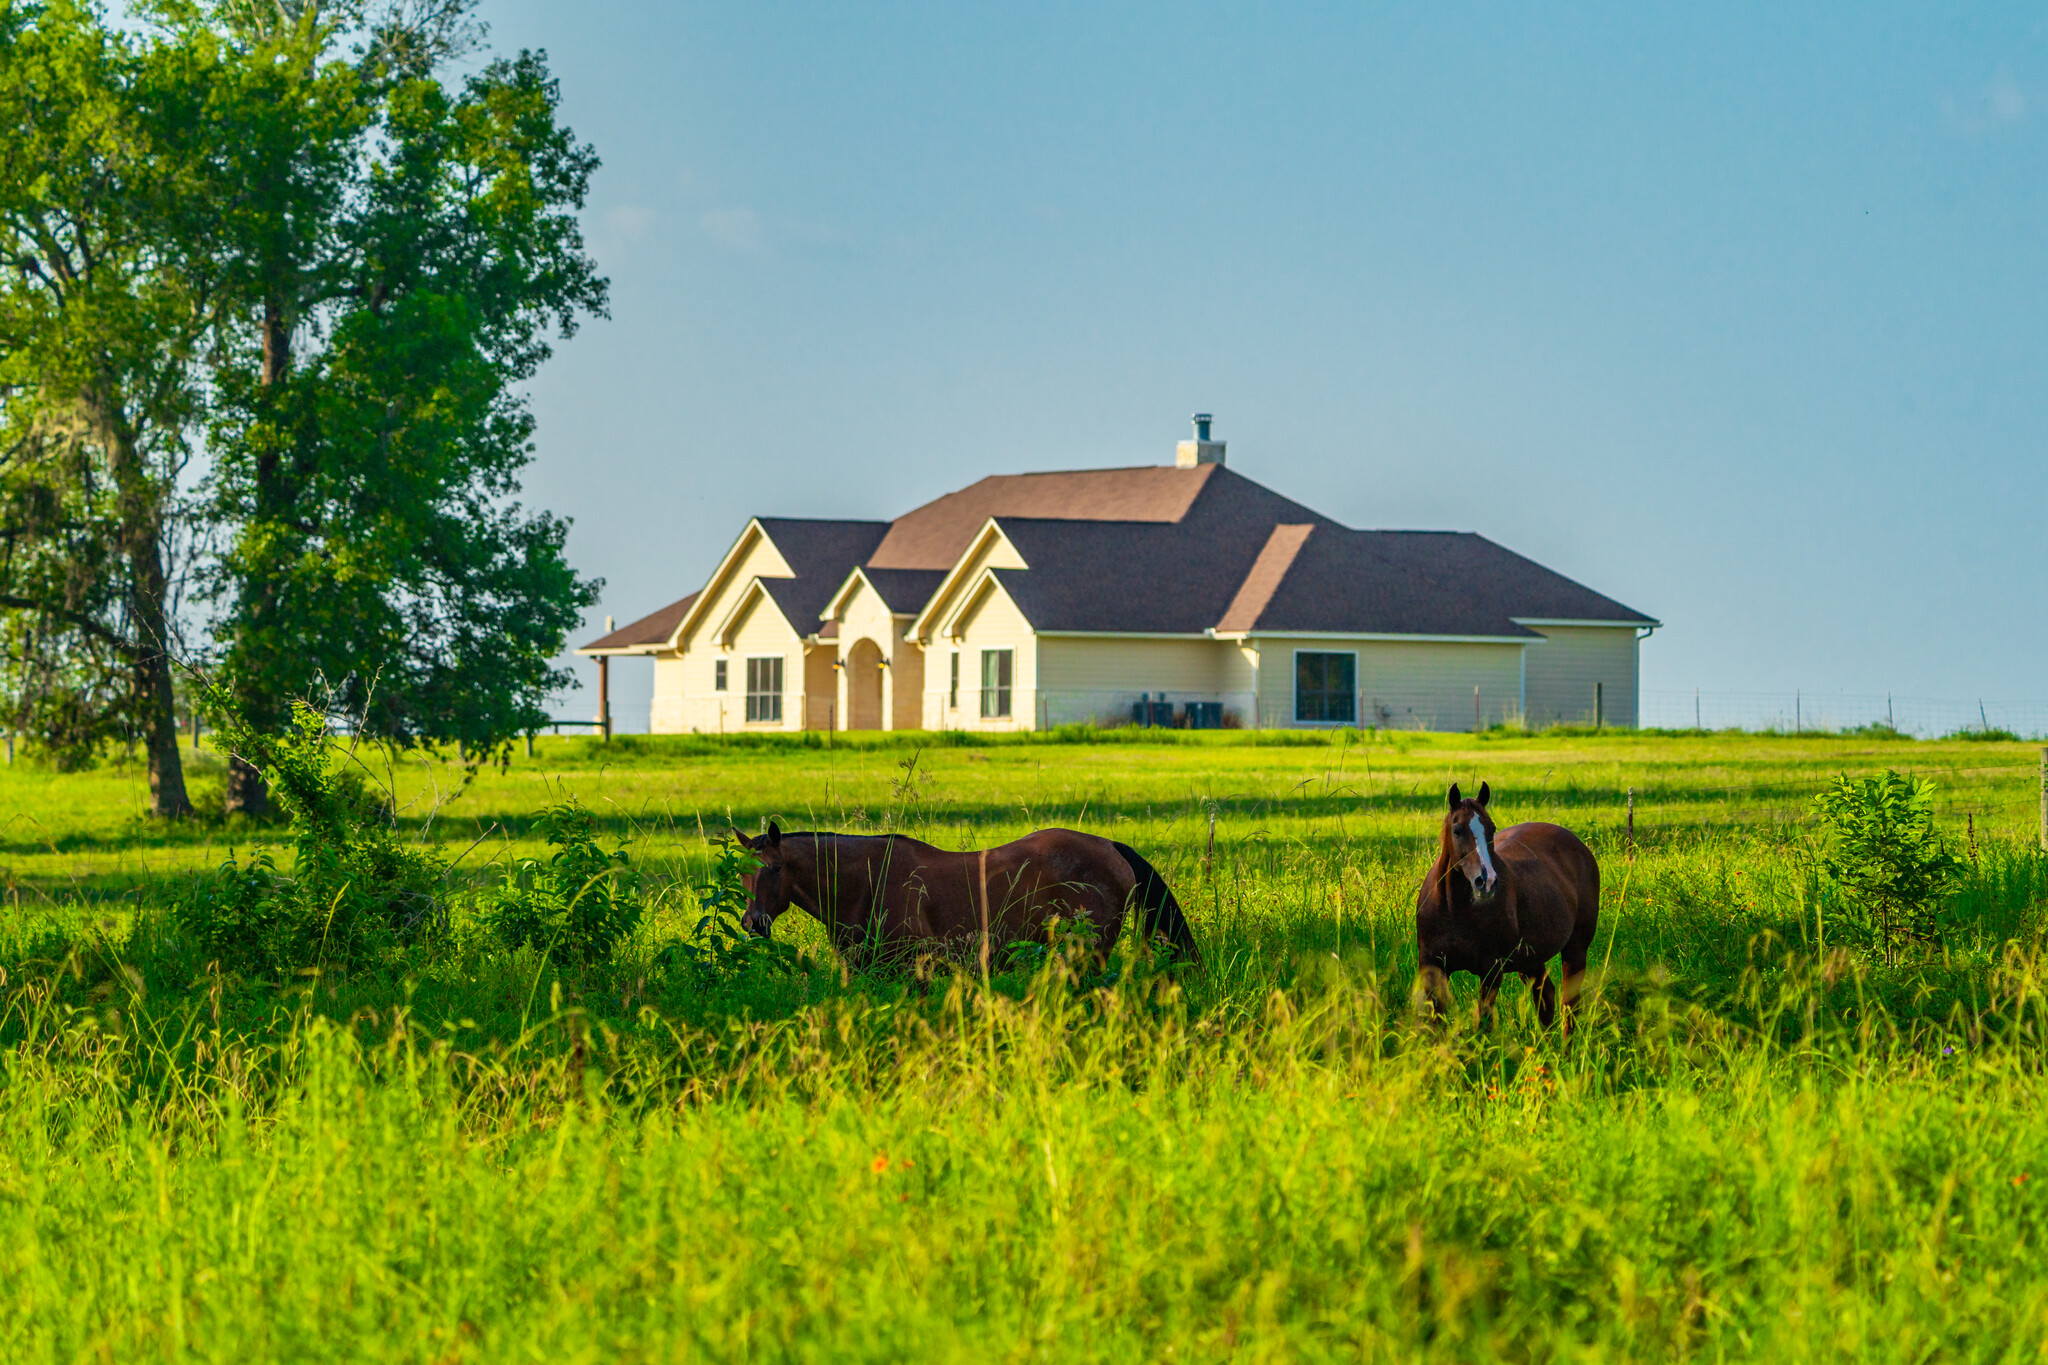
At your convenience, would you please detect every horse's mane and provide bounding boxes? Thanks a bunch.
[773,831,943,853]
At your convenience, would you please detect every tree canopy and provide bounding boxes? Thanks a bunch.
[0,0,607,813]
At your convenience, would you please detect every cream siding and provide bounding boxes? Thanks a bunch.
[722,592,807,731]
[913,526,1026,645]
[925,643,964,729]
[651,653,689,733]
[889,638,925,730]
[1034,637,1251,726]
[651,527,809,733]
[804,645,836,729]
[941,579,1038,731]
[826,574,930,730]
[1520,625,1640,728]
[1248,637,1524,731]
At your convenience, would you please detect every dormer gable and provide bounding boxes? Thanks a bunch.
[908,519,1029,644]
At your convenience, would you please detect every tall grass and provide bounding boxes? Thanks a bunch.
[2,732,2047,1360]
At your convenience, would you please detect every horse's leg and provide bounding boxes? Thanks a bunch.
[1415,965,1453,1026]
[1528,969,1558,1029]
[1558,945,1590,1035]
[1476,964,1509,1030]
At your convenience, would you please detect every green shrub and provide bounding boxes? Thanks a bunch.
[175,701,444,977]
[1946,726,2023,742]
[1811,769,1966,962]
[477,799,641,965]
[653,833,798,981]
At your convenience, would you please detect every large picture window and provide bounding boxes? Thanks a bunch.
[979,648,1013,719]
[745,656,784,723]
[1295,651,1356,724]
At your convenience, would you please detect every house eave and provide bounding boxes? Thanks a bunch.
[1211,629,1539,645]
[1035,630,1213,640]
[1511,617,1661,629]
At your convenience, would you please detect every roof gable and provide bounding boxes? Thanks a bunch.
[678,517,890,648]
[909,520,1030,642]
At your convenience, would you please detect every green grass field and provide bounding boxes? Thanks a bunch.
[4,728,2047,1361]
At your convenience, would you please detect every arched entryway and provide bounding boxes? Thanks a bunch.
[844,638,885,730]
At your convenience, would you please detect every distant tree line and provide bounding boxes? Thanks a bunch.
[0,0,607,815]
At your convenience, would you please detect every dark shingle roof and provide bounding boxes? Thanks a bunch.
[751,518,891,631]
[868,464,1331,571]
[983,520,1544,638]
[579,592,698,653]
[624,467,1653,649]
[1356,532,1655,626]
[858,568,948,615]
[1244,528,1538,637]
[989,510,1301,633]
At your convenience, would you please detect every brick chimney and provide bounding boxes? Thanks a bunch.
[1175,413,1226,468]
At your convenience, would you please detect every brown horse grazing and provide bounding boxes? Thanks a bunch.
[734,823,1200,970]
[1415,782,1599,1031]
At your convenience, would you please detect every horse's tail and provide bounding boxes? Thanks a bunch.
[1112,840,1201,964]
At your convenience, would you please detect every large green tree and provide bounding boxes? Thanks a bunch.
[0,1,603,815]
[0,0,221,813]
[194,1,606,811]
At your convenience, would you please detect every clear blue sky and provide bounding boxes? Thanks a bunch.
[479,1,2048,728]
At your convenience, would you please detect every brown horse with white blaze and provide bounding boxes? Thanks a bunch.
[734,823,1200,970]
[1415,782,1599,1030]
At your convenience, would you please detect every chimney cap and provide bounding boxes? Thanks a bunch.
[1176,413,1226,468]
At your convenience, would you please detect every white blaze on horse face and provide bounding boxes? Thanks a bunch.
[1468,814,1496,894]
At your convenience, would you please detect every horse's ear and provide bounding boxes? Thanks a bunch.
[729,828,753,850]
[1446,783,1461,810]
[1476,782,1491,809]
[766,821,782,848]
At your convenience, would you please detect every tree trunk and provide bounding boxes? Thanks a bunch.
[97,400,192,818]
[225,753,269,816]
[222,298,295,818]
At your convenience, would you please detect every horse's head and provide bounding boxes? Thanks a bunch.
[1441,782,1499,901]
[734,822,788,937]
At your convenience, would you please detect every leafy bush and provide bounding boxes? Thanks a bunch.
[1946,726,2023,743]
[653,834,798,982]
[176,700,444,977]
[1811,770,1966,962]
[478,800,641,965]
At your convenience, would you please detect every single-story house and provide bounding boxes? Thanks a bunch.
[579,418,1658,733]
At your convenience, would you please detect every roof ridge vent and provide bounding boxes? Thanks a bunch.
[1176,413,1226,468]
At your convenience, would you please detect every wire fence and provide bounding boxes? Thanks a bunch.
[1641,690,2048,739]
[556,680,2048,740]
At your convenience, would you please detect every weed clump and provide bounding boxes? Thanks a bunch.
[654,833,799,982]
[1812,769,1967,962]
[175,701,443,977]
[1947,726,2024,742]
[477,799,641,965]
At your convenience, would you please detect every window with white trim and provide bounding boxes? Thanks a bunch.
[745,656,783,722]
[713,659,727,692]
[979,648,1013,719]
[949,651,959,709]
[1294,651,1356,723]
